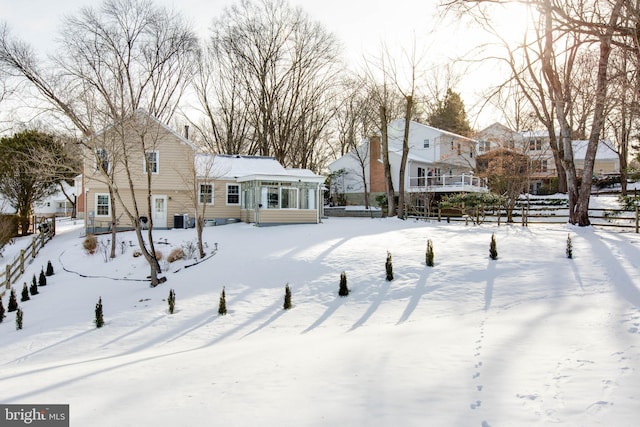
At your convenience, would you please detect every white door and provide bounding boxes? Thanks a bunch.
[152,195,167,228]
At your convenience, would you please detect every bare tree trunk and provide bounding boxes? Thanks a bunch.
[575,0,623,226]
[380,105,395,217]
[398,96,413,219]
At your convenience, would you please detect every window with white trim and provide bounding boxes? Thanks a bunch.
[280,187,298,209]
[96,194,110,216]
[144,151,159,174]
[199,184,213,204]
[423,139,430,148]
[226,184,240,205]
[95,148,110,173]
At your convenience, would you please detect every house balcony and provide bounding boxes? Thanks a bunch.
[408,174,488,193]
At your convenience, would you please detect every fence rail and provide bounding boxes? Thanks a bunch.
[1,217,56,294]
[408,205,640,232]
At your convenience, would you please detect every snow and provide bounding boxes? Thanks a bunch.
[1,217,639,426]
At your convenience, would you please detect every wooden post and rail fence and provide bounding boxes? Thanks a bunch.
[1,217,56,295]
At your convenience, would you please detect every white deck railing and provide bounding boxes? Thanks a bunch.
[408,174,487,192]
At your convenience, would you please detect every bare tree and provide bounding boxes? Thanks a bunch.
[208,0,342,168]
[0,0,198,285]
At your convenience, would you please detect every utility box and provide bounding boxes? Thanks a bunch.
[173,213,188,229]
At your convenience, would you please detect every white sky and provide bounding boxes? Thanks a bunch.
[0,0,519,128]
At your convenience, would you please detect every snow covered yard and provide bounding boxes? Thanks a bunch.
[0,216,639,426]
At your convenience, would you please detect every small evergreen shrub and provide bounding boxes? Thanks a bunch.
[218,287,227,315]
[16,307,23,330]
[95,297,104,328]
[489,233,498,260]
[39,269,47,287]
[29,275,38,296]
[283,283,292,310]
[566,234,573,259]
[385,251,393,281]
[45,260,54,276]
[21,283,30,302]
[168,289,176,314]
[167,248,185,263]
[338,271,349,297]
[8,288,18,312]
[0,298,5,323]
[83,234,98,254]
[426,239,435,267]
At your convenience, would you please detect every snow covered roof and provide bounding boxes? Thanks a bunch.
[572,140,618,160]
[196,154,324,183]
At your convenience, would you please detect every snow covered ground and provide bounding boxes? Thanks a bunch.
[1,213,639,426]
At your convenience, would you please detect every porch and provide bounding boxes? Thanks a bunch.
[408,174,488,193]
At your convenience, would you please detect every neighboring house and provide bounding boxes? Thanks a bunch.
[83,110,324,233]
[33,181,76,217]
[327,119,486,209]
[477,123,622,194]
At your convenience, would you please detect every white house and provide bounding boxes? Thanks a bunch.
[327,119,486,207]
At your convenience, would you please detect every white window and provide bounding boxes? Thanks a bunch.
[423,139,430,148]
[226,184,240,205]
[96,194,110,216]
[95,148,110,173]
[144,151,159,174]
[280,187,298,209]
[300,188,316,209]
[199,184,213,204]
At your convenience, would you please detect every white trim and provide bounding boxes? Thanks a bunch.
[144,150,159,174]
[199,182,214,205]
[226,183,240,206]
[95,193,111,217]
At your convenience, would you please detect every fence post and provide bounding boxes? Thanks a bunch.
[635,204,639,234]
[20,249,25,274]
[5,264,10,289]
[31,236,37,260]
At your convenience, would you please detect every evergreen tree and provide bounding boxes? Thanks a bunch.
[38,269,47,287]
[218,287,227,315]
[426,88,472,137]
[566,234,573,259]
[426,239,435,267]
[283,283,292,310]
[20,283,30,302]
[338,271,349,297]
[0,297,5,323]
[490,233,498,260]
[29,276,39,296]
[168,289,176,314]
[16,307,23,330]
[7,288,18,312]
[385,251,394,281]
[95,297,104,328]
[46,260,54,276]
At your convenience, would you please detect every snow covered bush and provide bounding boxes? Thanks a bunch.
[167,248,185,263]
[7,288,18,312]
[29,275,38,296]
[168,289,176,314]
[489,233,498,260]
[338,271,349,297]
[46,260,54,276]
[21,283,30,302]
[39,269,47,287]
[0,297,5,322]
[16,307,23,330]
[283,283,292,310]
[385,251,393,281]
[218,287,227,315]
[83,235,98,254]
[426,239,434,267]
[566,234,573,259]
[95,297,104,328]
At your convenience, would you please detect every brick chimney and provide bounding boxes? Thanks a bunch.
[369,135,386,193]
